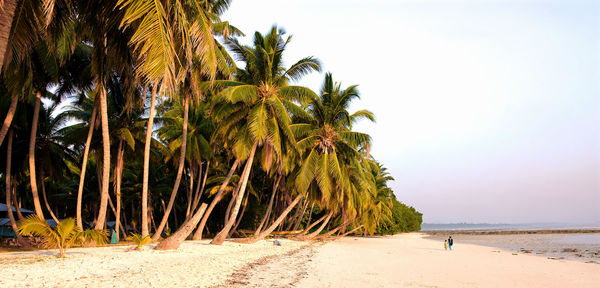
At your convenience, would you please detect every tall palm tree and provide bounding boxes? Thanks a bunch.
[209,25,321,245]
[291,73,374,232]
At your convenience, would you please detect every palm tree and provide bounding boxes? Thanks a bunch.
[291,73,374,238]
[17,216,108,257]
[208,25,321,245]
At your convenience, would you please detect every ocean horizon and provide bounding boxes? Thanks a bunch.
[421,222,600,231]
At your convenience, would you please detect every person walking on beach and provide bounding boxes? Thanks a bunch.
[448,236,453,250]
[444,240,448,250]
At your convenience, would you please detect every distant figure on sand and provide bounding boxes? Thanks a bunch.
[444,240,448,250]
[448,236,453,250]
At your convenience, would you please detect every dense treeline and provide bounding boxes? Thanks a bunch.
[0,0,420,248]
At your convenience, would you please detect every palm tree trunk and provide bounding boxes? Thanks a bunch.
[299,212,328,236]
[141,85,157,237]
[155,203,207,250]
[238,194,303,244]
[292,201,310,231]
[191,159,239,240]
[224,183,239,225]
[114,139,124,240]
[29,91,44,219]
[12,186,23,221]
[331,225,363,241]
[190,161,208,215]
[76,98,97,228]
[5,129,26,245]
[40,169,59,223]
[211,141,258,245]
[314,220,351,241]
[95,85,111,230]
[152,94,189,241]
[185,167,194,218]
[229,193,249,237]
[0,0,17,71]
[254,175,280,235]
[0,94,17,146]
[297,212,333,241]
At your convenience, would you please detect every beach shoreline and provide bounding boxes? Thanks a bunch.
[1,233,598,287]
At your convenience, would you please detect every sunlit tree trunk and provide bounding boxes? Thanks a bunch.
[292,201,311,231]
[141,85,157,237]
[331,225,363,241]
[229,193,249,237]
[0,94,17,146]
[155,203,207,250]
[211,141,258,245]
[76,99,97,228]
[297,212,332,241]
[190,161,209,214]
[95,85,111,230]
[0,0,17,71]
[40,169,59,223]
[254,175,280,235]
[113,139,125,240]
[29,91,44,219]
[238,194,303,244]
[299,212,328,236]
[191,160,239,240]
[152,93,189,241]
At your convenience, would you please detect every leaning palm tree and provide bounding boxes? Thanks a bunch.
[17,216,108,257]
[208,25,321,245]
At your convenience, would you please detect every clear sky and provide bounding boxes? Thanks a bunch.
[222,0,600,224]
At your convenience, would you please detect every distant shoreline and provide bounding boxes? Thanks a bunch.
[422,229,600,235]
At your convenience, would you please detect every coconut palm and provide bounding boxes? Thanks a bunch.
[17,216,108,257]
[208,25,321,245]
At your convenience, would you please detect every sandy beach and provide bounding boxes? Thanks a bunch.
[0,239,307,287]
[1,233,598,287]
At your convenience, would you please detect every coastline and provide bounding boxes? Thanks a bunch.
[1,233,598,287]
[231,233,599,288]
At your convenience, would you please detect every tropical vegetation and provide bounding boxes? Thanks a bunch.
[0,0,421,251]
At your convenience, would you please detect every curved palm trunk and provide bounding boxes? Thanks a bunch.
[238,194,303,244]
[229,193,249,237]
[298,212,328,236]
[224,184,239,225]
[314,220,351,241]
[94,87,111,230]
[190,161,209,215]
[155,203,207,250]
[152,94,189,241]
[297,212,332,241]
[331,225,363,241]
[254,175,280,235]
[0,94,17,146]
[40,169,59,223]
[0,0,17,71]
[5,129,26,245]
[76,99,97,228]
[191,160,239,240]
[29,91,44,219]
[141,85,157,237]
[292,201,311,231]
[211,141,258,245]
[12,187,23,220]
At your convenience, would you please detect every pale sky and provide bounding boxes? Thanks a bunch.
[222,0,600,224]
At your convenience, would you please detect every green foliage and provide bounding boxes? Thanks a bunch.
[127,233,153,250]
[376,196,423,235]
[17,216,108,257]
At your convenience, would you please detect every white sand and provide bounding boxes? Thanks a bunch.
[0,239,306,287]
[296,233,600,288]
[2,234,598,287]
